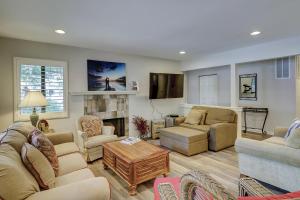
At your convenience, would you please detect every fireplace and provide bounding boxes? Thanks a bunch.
[84,94,129,136]
[103,117,125,137]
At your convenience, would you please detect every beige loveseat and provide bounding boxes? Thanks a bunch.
[235,127,300,192]
[0,123,110,200]
[160,106,237,155]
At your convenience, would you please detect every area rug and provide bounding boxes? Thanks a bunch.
[153,177,180,200]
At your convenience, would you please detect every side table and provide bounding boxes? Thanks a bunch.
[151,119,165,139]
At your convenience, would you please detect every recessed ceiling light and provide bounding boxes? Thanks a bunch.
[179,51,186,55]
[250,31,261,36]
[55,29,66,34]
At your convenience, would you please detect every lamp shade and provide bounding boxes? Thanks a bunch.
[19,91,48,108]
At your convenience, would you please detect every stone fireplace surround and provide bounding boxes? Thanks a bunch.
[84,94,129,136]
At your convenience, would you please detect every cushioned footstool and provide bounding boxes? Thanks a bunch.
[159,127,208,156]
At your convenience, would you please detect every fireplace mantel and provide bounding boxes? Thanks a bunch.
[69,90,137,96]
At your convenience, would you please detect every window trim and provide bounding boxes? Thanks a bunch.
[14,57,69,121]
[275,56,290,80]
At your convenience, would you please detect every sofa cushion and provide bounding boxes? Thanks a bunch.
[85,134,117,149]
[55,142,79,157]
[191,106,235,125]
[184,109,206,125]
[160,127,207,143]
[55,168,94,187]
[235,138,300,168]
[80,115,103,137]
[8,122,36,137]
[286,128,300,149]
[264,137,286,146]
[179,123,210,133]
[21,143,55,189]
[31,129,59,176]
[0,144,39,200]
[0,129,28,153]
[58,153,87,176]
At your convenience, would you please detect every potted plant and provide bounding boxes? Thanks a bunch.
[132,116,150,139]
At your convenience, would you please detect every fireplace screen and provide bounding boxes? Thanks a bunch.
[103,118,125,137]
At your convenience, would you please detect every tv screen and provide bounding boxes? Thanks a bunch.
[149,73,184,99]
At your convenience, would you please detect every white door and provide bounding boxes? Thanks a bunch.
[199,74,218,105]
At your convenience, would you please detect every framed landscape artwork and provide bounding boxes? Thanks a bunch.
[87,60,126,91]
[239,73,257,100]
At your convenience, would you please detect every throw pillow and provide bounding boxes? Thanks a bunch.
[8,122,36,137]
[0,129,28,153]
[80,116,103,137]
[286,128,300,149]
[0,144,40,200]
[285,120,300,138]
[21,143,55,189]
[184,109,206,125]
[31,129,59,176]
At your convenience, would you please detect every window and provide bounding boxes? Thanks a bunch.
[275,57,290,79]
[14,57,68,121]
[199,74,218,105]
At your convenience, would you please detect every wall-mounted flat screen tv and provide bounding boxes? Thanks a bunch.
[149,73,184,99]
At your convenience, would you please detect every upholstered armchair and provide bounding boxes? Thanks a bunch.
[76,115,118,162]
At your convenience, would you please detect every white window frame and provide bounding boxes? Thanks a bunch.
[14,57,69,121]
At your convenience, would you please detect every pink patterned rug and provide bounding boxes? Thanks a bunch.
[153,177,180,200]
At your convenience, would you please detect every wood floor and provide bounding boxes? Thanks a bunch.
[89,145,239,200]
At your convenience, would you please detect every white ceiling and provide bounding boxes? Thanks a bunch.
[1,0,300,61]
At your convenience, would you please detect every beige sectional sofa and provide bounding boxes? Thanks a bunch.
[160,106,237,156]
[235,127,300,192]
[0,123,110,200]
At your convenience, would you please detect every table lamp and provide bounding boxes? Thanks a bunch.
[19,91,48,127]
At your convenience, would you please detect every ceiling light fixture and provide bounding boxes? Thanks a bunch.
[179,51,186,55]
[55,29,66,34]
[250,31,261,36]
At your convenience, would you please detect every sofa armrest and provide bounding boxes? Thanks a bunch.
[209,123,237,151]
[26,177,110,200]
[235,138,300,168]
[174,116,185,126]
[45,132,73,145]
[77,130,88,152]
[274,127,288,137]
[102,126,115,135]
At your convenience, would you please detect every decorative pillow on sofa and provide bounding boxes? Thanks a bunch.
[21,143,55,189]
[286,128,300,149]
[0,144,40,200]
[184,109,206,125]
[8,122,36,137]
[80,116,103,137]
[0,129,28,153]
[30,129,59,176]
[285,120,300,139]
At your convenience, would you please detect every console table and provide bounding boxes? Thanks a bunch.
[242,107,269,134]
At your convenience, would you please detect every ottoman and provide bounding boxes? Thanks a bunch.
[159,127,208,156]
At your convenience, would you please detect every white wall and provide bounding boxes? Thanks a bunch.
[186,65,231,106]
[236,58,296,133]
[0,37,183,134]
[182,36,300,71]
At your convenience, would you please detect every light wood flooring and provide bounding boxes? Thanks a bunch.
[89,144,239,200]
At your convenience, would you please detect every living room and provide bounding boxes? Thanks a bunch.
[1,1,300,200]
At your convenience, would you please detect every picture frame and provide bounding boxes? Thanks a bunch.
[239,73,257,100]
[87,60,126,91]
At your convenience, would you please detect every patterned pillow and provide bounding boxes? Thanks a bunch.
[30,129,59,176]
[21,143,55,189]
[285,120,300,139]
[80,116,103,137]
[8,122,36,137]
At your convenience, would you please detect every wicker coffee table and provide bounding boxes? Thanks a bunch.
[103,140,169,195]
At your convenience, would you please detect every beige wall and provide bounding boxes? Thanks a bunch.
[0,37,183,134]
